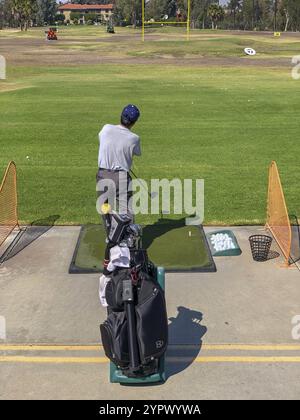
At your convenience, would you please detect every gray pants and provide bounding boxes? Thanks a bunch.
[96,168,134,224]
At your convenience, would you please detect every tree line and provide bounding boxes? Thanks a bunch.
[0,1,299,32]
[118,0,300,32]
[0,0,59,29]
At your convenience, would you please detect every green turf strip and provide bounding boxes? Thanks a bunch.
[70,223,216,273]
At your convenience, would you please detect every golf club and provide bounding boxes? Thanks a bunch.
[130,169,158,199]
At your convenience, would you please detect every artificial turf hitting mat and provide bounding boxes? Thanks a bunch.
[69,222,216,273]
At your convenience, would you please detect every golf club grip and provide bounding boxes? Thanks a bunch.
[125,302,140,369]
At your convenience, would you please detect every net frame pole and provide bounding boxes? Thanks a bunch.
[0,161,19,248]
[265,161,292,267]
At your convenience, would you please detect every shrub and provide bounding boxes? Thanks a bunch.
[84,13,99,24]
[70,12,82,22]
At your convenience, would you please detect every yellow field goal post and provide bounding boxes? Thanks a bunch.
[142,0,191,41]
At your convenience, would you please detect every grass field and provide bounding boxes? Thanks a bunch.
[0,27,300,225]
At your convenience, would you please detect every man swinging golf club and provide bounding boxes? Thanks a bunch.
[96,104,141,230]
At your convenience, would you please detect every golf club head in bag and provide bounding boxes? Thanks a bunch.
[104,209,142,249]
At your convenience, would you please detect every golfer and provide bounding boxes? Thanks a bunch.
[96,104,141,224]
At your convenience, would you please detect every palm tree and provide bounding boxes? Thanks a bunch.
[11,0,37,30]
[278,0,290,32]
[207,3,224,29]
[228,0,241,29]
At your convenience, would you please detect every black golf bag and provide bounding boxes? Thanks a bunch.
[100,212,168,378]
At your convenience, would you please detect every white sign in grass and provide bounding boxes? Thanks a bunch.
[0,316,6,340]
[292,56,300,80]
[244,48,256,56]
[0,55,6,79]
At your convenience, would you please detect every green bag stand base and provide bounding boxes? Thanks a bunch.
[109,267,166,385]
[110,357,166,385]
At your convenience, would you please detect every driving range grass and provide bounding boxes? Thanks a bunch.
[2,26,300,58]
[49,27,300,59]
[0,29,300,225]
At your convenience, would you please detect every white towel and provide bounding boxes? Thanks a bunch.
[107,245,130,272]
[99,274,111,307]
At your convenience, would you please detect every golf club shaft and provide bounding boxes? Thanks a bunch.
[130,169,152,199]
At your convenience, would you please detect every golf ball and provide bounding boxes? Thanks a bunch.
[26,156,29,159]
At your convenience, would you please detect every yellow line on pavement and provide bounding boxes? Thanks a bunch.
[0,344,300,351]
[1,356,300,364]
[0,356,107,364]
[174,356,300,363]
[0,345,102,351]
[172,344,300,351]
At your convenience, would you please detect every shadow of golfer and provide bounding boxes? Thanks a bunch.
[142,217,187,249]
[166,306,207,379]
[0,215,60,263]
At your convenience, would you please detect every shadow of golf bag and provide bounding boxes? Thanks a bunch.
[100,212,168,378]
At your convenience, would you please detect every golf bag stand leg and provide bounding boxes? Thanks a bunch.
[123,279,140,374]
[109,267,166,384]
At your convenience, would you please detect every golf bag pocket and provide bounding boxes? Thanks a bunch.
[130,249,148,269]
[105,269,131,311]
[100,311,129,368]
[135,286,168,364]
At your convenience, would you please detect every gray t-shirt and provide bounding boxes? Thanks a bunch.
[98,124,141,171]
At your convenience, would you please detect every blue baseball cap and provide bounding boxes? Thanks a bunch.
[121,104,140,124]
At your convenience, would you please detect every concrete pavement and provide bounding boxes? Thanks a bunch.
[0,226,300,399]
